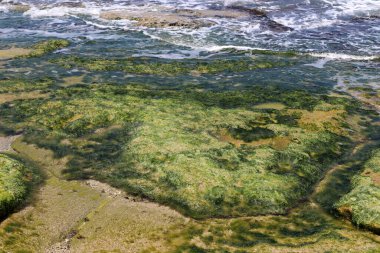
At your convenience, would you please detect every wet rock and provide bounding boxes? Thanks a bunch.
[352,15,380,22]
[0,135,20,152]
[264,19,294,32]
[226,5,267,17]
[136,15,215,28]
[101,7,292,31]
[174,9,250,19]
[100,11,216,28]
[53,2,85,8]
[227,5,293,32]
[85,179,123,198]
[8,3,30,12]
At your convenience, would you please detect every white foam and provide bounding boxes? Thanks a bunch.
[268,0,380,30]
[24,4,101,18]
[1,0,378,59]
[308,52,378,61]
[305,58,331,68]
[0,6,9,13]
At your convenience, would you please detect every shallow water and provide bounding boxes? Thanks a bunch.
[0,0,379,94]
[1,0,380,55]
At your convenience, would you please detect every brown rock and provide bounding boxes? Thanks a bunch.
[54,2,85,8]
[100,11,216,28]
[174,9,250,19]
[9,4,30,12]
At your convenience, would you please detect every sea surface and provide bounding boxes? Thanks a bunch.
[0,0,379,91]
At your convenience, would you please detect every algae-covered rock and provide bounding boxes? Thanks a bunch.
[336,149,380,233]
[26,39,70,58]
[0,82,361,218]
[0,79,53,93]
[0,39,69,60]
[51,55,293,76]
[0,154,35,217]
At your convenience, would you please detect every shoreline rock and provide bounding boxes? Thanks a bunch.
[100,10,216,28]
[100,7,292,32]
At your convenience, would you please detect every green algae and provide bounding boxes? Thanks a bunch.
[0,80,369,218]
[51,56,293,75]
[0,46,379,250]
[335,149,380,233]
[0,79,53,94]
[24,39,70,58]
[0,154,38,218]
[249,49,298,57]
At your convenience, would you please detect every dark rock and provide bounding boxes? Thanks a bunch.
[227,5,267,17]
[226,5,293,32]
[53,2,85,8]
[265,19,294,32]
[352,15,380,22]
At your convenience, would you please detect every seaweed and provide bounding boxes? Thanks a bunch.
[50,55,293,76]
[24,39,70,58]
[0,154,40,218]
[335,148,380,233]
[0,80,363,218]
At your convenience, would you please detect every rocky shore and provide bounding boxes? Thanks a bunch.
[100,6,292,31]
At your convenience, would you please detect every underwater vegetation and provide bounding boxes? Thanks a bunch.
[51,55,294,76]
[336,149,380,233]
[0,79,53,93]
[0,154,37,218]
[0,36,379,251]
[0,39,69,60]
[24,39,70,58]
[0,77,376,219]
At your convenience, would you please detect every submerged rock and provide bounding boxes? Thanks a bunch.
[264,19,294,32]
[226,5,293,32]
[0,47,32,59]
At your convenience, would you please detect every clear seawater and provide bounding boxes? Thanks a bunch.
[0,0,379,91]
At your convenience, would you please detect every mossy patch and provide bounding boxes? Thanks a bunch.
[0,154,37,218]
[24,39,70,58]
[51,55,293,76]
[0,48,32,60]
[335,149,380,233]
[0,39,69,60]
[0,81,365,218]
[0,91,48,104]
[0,79,53,94]
[158,203,380,253]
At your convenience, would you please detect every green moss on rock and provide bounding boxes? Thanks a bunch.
[335,149,380,233]
[0,154,36,217]
[51,56,293,76]
[0,79,53,93]
[0,82,360,218]
[25,39,70,58]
